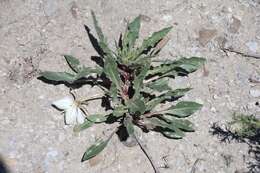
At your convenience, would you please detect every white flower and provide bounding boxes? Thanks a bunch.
[52,96,85,125]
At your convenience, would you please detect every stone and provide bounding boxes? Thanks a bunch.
[229,16,241,33]
[198,28,217,46]
[250,88,260,97]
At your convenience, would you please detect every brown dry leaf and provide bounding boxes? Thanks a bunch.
[198,28,217,46]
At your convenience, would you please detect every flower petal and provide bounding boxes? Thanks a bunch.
[76,108,85,124]
[52,96,74,110]
[65,106,77,125]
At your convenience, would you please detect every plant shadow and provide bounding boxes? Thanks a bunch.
[0,155,11,173]
[210,123,260,173]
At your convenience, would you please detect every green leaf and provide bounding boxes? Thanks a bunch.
[127,98,146,115]
[147,57,205,78]
[163,116,194,132]
[146,117,185,138]
[169,57,206,73]
[113,106,127,117]
[64,55,82,72]
[82,132,114,161]
[91,11,113,58]
[161,130,183,139]
[138,26,172,54]
[123,16,141,49]
[74,67,102,80]
[123,116,134,135]
[164,101,202,117]
[91,11,105,42]
[73,119,94,132]
[145,88,192,111]
[147,64,175,76]
[104,56,122,89]
[40,71,75,83]
[145,78,171,92]
[133,63,150,98]
[86,114,108,123]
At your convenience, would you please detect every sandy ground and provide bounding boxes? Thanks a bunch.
[0,0,260,173]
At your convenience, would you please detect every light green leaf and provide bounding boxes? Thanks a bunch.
[40,71,75,83]
[161,130,183,139]
[86,114,108,123]
[147,57,205,78]
[113,106,127,117]
[168,57,206,73]
[145,88,192,111]
[147,117,185,138]
[91,11,105,42]
[123,116,134,135]
[74,67,102,80]
[164,101,202,117]
[138,26,172,54]
[73,119,94,132]
[64,55,82,72]
[91,11,113,58]
[163,116,194,132]
[123,16,141,49]
[127,98,146,115]
[104,56,122,89]
[82,132,114,161]
[133,63,150,98]
[145,78,171,92]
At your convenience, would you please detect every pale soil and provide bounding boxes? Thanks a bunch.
[0,0,260,173]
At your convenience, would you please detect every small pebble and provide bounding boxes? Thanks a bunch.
[250,88,260,97]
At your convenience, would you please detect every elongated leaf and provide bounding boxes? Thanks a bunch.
[147,117,185,138]
[127,98,146,115]
[161,130,183,139]
[145,88,191,111]
[82,132,114,161]
[147,64,174,76]
[91,11,113,58]
[164,101,202,117]
[64,55,82,72]
[73,119,94,132]
[113,106,127,117]
[108,83,118,101]
[138,26,172,54]
[91,11,105,41]
[168,57,206,73]
[86,114,108,123]
[123,116,134,135]
[147,57,205,78]
[145,78,171,92]
[40,71,75,83]
[163,116,194,132]
[123,16,141,49]
[133,63,150,98]
[74,67,102,80]
[104,56,122,89]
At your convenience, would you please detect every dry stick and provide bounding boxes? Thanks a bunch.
[190,159,203,173]
[133,134,160,173]
[222,48,260,59]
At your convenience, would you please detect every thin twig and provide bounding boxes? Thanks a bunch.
[133,134,160,173]
[222,48,260,59]
[190,158,203,173]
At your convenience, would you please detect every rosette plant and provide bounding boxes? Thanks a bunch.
[40,11,205,172]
